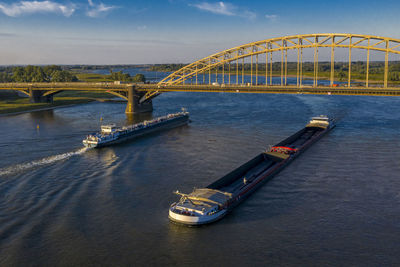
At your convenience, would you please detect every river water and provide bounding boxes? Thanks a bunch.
[1,71,400,266]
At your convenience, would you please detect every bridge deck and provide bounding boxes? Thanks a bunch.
[1,82,400,97]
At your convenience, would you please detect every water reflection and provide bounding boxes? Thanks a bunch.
[29,109,55,121]
[84,147,119,168]
[125,112,154,125]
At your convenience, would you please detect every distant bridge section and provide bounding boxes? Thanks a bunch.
[0,82,153,114]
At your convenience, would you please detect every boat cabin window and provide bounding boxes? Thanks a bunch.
[101,124,117,133]
[311,117,329,121]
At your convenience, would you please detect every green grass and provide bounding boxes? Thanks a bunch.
[73,72,112,83]
[0,87,124,115]
[0,97,95,114]
[56,90,113,99]
[0,70,121,114]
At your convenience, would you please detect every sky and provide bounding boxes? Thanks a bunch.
[0,0,399,64]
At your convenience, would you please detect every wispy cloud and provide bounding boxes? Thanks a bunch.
[0,1,75,17]
[244,10,256,20]
[58,36,185,46]
[137,25,147,30]
[86,0,116,18]
[0,32,17,37]
[265,14,278,21]
[190,1,256,20]
[191,2,235,16]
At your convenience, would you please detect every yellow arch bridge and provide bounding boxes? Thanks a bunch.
[2,33,400,114]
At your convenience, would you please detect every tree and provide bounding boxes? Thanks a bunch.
[30,66,46,82]
[132,74,146,83]
[109,70,131,81]
[51,70,78,82]
[10,65,78,83]
[389,72,400,81]
[12,66,26,82]
[43,65,62,81]
[0,72,12,82]
[338,71,346,81]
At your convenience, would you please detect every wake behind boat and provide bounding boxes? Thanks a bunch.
[169,115,335,225]
[83,110,189,148]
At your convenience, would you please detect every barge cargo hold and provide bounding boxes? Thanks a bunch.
[169,116,335,225]
[83,110,189,148]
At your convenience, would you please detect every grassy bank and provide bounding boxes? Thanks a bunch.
[0,97,96,115]
[56,90,113,99]
[0,67,132,115]
[73,72,112,83]
[0,89,120,115]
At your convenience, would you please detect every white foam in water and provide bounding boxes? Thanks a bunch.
[0,147,89,177]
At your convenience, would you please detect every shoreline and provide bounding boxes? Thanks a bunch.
[0,100,96,117]
[0,92,126,116]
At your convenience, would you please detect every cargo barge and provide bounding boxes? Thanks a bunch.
[169,115,335,225]
[83,110,189,148]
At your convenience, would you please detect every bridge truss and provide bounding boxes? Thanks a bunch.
[142,33,400,101]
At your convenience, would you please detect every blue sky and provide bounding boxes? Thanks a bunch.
[0,0,399,64]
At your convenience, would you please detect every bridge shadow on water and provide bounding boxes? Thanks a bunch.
[29,110,55,121]
[125,112,153,125]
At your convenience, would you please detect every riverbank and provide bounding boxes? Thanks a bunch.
[0,97,95,115]
[0,90,119,115]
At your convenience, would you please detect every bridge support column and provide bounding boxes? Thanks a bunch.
[125,86,153,115]
[29,89,53,103]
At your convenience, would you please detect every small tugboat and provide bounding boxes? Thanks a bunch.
[83,110,189,148]
[169,115,335,225]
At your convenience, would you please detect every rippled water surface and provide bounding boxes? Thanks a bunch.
[1,92,400,266]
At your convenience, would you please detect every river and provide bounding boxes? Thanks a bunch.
[0,69,400,266]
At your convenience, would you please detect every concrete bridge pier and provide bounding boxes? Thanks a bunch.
[125,86,153,115]
[29,89,53,103]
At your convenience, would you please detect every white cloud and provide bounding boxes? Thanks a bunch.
[192,2,235,16]
[265,14,278,21]
[0,1,75,17]
[243,10,256,20]
[86,0,115,18]
[191,1,256,19]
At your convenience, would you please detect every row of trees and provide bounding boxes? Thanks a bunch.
[108,70,146,83]
[0,65,78,83]
[0,66,148,83]
[149,64,186,72]
[337,70,400,81]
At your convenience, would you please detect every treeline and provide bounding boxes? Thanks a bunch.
[108,71,146,82]
[149,64,186,72]
[70,64,152,71]
[0,65,148,83]
[0,65,78,83]
[149,61,400,81]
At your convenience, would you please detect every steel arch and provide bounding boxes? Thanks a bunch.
[142,33,400,101]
